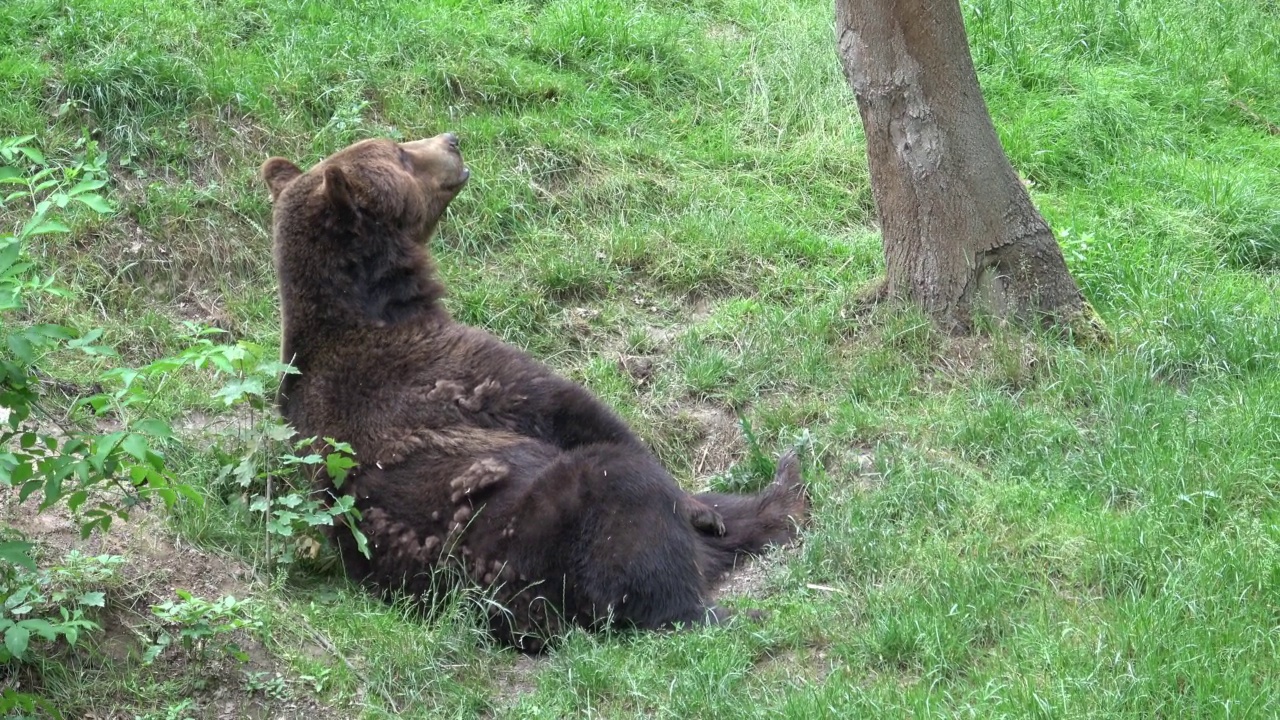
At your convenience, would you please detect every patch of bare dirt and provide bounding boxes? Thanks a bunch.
[750,646,841,685]
[0,487,346,719]
[838,445,882,493]
[687,403,746,479]
[713,555,775,601]
[488,653,542,715]
[936,334,995,376]
[2,481,249,598]
[713,542,802,602]
[173,290,243,341]
[688,297,714,324]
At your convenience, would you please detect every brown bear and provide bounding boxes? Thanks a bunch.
[261,133,809,651]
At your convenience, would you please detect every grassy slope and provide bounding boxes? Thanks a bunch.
[3,0,1279,716]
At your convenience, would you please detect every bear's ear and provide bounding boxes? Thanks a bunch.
[261,158,302,202]
[321,165,355,213]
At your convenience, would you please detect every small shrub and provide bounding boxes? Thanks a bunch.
[0,551,121,663]
[144,590,261,664]
[0,136,200,545]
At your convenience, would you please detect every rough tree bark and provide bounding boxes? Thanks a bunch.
[835,0,1085,333]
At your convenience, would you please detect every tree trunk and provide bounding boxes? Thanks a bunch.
[835,0,1085,333]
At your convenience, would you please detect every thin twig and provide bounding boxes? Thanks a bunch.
[263,467,272,571]
[1232,99,1280,136]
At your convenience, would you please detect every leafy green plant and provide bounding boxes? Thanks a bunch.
[144,590,261,663]
[252,435,366,567]
[243,669,289,700]
[0,549,113,716]
[159,335,368,567]
[0,551,120,662]
[134,698,197,720]
[0,137,200,552]
[0,688,62,720]
[0,136,217,717]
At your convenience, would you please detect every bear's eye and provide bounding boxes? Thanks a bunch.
[398,147,414,171]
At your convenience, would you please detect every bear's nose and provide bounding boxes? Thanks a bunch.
[443,133,460,149]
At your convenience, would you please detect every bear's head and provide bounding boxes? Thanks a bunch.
[262,134,469,373]
[262,133,469,243]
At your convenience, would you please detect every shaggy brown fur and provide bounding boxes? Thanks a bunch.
[262,134,809,651]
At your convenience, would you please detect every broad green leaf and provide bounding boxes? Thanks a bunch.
[0,242,20,274]
[132,418,173,439]
[8,460,34,486]
[100,367,138,386]
[153,487,176,506]
[18,478,42,503]
[0,259,32,282]
[66,327,104,348]
[257,360,300,376]
[145,449,166,471]
[175,483,204,507]
[30,324,74,341]
[21,218,70,237]
[209,354,236,374]
[212,378,265,405]
[5,624,29,659]
[19,618,57,641]
[39,468,66,511]
[76,194,114,214]
[67,490,89,512]
[6,585,31,610]
[94,431,126,463]
[350,526,371,558]
[6,333,33,364]
[142,636,169,664]
[0,541,35,570]
[326,453,356,487]
[266,422,296,442]
[77,592,106,608]
[78,393,111,413]
[143,356,184,373]
[68,178,107,195]
[285,453,323,466]
[17,146,44,164]
[267,517,296,536]
[324,438,356,455]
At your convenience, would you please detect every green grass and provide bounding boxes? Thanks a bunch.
[2,0,1279,716]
